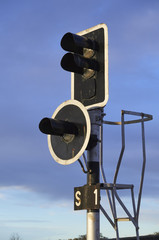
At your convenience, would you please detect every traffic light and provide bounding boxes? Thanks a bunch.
[39,100,91,165]
[61,23,108,109]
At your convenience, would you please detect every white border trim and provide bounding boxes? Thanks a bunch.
[71,23,109,110]
[47,100,91,165]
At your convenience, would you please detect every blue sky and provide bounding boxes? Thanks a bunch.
[0,0,159,239]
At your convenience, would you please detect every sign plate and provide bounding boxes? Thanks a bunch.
[74,184,100,210]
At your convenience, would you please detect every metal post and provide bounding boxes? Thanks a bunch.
[87,108,102,240]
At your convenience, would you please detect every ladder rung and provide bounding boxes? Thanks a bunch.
[116,217,130,222]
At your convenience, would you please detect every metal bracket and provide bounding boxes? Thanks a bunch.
[100,110,153,240]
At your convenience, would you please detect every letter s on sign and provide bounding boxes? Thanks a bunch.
[75,190,81,207]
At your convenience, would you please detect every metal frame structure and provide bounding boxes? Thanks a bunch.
[98,110,153,240]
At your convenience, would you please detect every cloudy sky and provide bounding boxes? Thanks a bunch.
[0,0,159,240]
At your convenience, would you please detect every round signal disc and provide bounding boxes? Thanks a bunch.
[48,100,91,165]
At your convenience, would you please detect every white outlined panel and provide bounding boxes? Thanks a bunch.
[48,100,91,165]
[71,23,108,109]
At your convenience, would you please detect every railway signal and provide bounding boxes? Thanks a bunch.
[61,23,108,109]
[39,100,91,165]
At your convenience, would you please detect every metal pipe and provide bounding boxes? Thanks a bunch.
[100,205,115,229]
[136,115,146,220]
[100,115,114,217]
[82,153,89,172]
[87,109,102,240]
[103,110,152,126]
[114,189,138,227]
[113,110,125,184]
